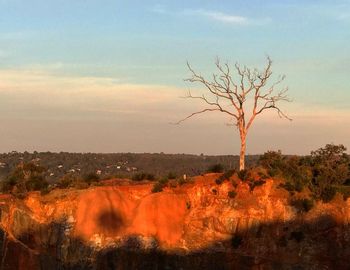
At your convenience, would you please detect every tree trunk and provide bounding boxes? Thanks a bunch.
[239,133,246,171]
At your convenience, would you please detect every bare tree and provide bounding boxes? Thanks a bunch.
[177,57,291,171]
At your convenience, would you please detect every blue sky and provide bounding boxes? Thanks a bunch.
[0,1,349,154]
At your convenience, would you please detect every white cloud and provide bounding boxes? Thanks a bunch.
[182,9,271,26]
[192,10,248,24]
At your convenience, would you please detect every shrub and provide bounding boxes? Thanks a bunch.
[259,150,284,176]
[40,187,50,195]
[207,164,224,173]
[291,198,314,213]
[146,173,156,181]
[320,186,337,203]
[257,170,269,179]
[215,169,235,185]
[310,144,349,186]
[132,173,144,181]
[282,182,294,192]
[0,162,48,194]
[248,179,266,191]
[215,177,225,185]
[167,172,177,180]
[151,177,169,193]
[159,177,169,185]
[132,173,156,181]
[228,190,237,198]
[0,176,18,193]
[83,172,100,184]
[58,174,77,188]
[25,175,48,191]
[151,182,163,193]
[237,169,249,181]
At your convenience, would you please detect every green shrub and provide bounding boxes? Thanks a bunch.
[248,179,266,191]
[310,144,349,186]
[259,150,284,176]
[145,173,156,181]
[83,172,100,184]
[207,164,224,173]
[267,168,280,177]
[0,162,48,194]
[228,190,237,198]
[132,173,144,181]
[215,169,235,185]
[257,171,269,179]
[132,173,156,181]
[151,177,169,193]
[167,172,177,180]
[25,175,48,191]
[159,177,169,185]
[151,182,164,193]
[0,176,18,193]
[237,169,249,181]
[58,174,77,188]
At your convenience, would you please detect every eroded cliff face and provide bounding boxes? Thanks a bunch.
[1,174,350,270]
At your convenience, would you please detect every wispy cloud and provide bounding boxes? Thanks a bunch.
[190,9,248,25]
[0,68,185,119]
[182,9,271,26]
[149,6,269,25]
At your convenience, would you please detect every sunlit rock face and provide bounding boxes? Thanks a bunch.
[1,174,350,269]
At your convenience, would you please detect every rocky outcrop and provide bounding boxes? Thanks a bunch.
[0,174,350,269]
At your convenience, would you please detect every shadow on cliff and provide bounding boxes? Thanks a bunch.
[97,209,124,235]
[1,213,350,270]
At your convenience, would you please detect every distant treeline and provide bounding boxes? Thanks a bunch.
[0,151,259,183]
[0,144,349,203]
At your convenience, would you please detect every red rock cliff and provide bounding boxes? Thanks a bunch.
[0,174,350,269]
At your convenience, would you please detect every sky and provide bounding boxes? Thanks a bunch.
[0,0,349,155]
